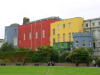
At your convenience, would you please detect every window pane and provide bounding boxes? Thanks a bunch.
[58,24,60,30]
[92,22,95,26]
[86,23,88,27]
[63,24,66,28]
[24,33,26,40]
[63,33,66,42]
[42,30,45,38]
[57,34,60,42]
[53,29,55,35]
[98,22,100,25]
[53,38,55,44]
[36,32,38,39]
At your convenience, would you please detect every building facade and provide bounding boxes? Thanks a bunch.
[5,23,19,47]
[73,32,93,48]
[53,42,71,51]
[50,17,84,47]
[84,18,100,57]
[18,17,60,50]
[0,39,4,48]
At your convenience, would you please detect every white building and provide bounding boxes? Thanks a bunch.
[84,18,100,57]
[0,39,4,48]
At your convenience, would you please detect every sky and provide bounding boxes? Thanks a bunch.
[0,0,100,39]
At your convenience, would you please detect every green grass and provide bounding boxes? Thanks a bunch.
[0,66,100,75]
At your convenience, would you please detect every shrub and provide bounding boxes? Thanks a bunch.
[0,43,15,52]
[59,52,70,62]
[32,46,59,63]
[66,47,92,65]
[96,59,100,67]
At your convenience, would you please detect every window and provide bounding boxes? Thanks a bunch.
[92,30,96,36]
[24,33,26,40]
[68,33,71,41]
[29,32,32,40]
[82,40,86,47]
[75,41,79,48]
[63,24,66,28]
[86,30,89,33]
[14,29,17,32]
[58,24,60,30]
[57,34,60,42]
[13,37,17,46]
[53,29,55,35]
[92,22,95,26]
[98,22,100,25]
[35,32,38,39]
[53,38,55,44]
[69,22,72,27]
[86,23,88,27]
[42,30,45,38]
[98,30,100,32]
[63,33,66,42]
[89,41,92,47]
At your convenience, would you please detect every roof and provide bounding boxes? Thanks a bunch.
[85,17,100,21]
[29,16,61,24]
[10,23,19,26]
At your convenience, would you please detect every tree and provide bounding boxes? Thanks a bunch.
[59,52,70,62]
[67,47,92,66]
[32,46,59,63]
[0,43,16,52]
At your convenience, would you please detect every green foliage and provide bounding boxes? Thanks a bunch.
[96,58,100,66]
[67,47,92,64]
[32,46,59,63]
[87,48,94,56]
[0,47,34,63]
[59,52,70,62]
[0,43,15,52]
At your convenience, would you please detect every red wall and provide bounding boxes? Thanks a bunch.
[18,18,59,50]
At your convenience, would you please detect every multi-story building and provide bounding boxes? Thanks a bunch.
[50,17,84,50]
[73,32,93,48]
[5,23,19,47]
[0,39,4,48]
[18,17,61,50]
[84,18,100,57]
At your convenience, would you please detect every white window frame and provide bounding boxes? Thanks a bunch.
[35,32,38,39]
[58,24,60,30]
[42,30,45,38]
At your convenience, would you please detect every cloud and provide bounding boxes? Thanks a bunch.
[0,0,100,38]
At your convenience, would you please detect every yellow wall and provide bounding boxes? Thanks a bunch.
[50,17,84,46]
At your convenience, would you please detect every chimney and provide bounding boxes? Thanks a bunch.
[23,17,30,24]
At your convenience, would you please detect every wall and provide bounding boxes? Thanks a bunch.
[18,17,60,50]
[73,33,93,48]
[50,17,84,46]
[53,42,71,51]
[84,18,100,57]
[5,24,19,46]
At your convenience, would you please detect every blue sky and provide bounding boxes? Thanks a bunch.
[0,0,100,39]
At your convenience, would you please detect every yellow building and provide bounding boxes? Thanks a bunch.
[50,17,84,46]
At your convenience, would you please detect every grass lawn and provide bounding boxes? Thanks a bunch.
[0,66,100,75]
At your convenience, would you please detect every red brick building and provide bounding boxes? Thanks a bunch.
[18,17,60,50]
